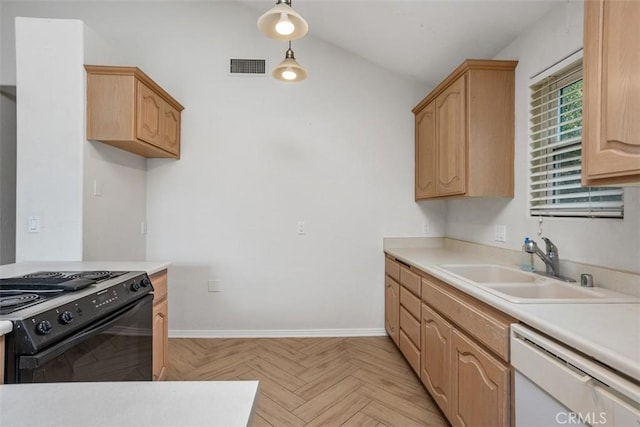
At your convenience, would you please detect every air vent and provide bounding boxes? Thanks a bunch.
[230,59,267,75]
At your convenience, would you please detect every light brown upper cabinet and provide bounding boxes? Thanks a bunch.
[582,0,640,186]
[412,60,517,200]
[85,65,184,159]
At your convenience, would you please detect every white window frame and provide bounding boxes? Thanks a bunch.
[528,52,624,219]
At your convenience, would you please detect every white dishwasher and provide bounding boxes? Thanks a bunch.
[511,324,640,426]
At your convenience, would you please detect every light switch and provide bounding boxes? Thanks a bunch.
[93,179,102,197]
[28,216,40,233]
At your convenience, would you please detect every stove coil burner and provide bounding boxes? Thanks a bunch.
[22,272,64,279]
[0,293,41,308]
[66,271,112,281]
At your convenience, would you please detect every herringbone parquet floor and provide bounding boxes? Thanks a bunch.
[167,336,449,427]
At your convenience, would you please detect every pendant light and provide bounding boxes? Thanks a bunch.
[272,41,307,82]
[257,0,308,41]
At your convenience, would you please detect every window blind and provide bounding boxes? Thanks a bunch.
[529,62,623,218]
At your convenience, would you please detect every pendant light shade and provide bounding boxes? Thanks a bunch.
[257,0,308,41]
[272,42,307,82]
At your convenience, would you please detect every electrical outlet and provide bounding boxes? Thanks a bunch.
[208,280,221,293]
[494,224,507,242]
[423,222,430,234]
[297,221,306,235]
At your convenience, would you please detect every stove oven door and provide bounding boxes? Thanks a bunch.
[15,294,153,383]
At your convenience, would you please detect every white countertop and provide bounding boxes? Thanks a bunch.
[385,246,640,381]
[0,320,12,336]
[0,261,171,278]
[0,380,259,427]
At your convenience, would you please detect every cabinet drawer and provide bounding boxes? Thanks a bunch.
[400,267,421,297]
[400,306,420,349]
[150,270,168,301]
[399,330,421,375]
[400,286,421,319]
[422,277,511,360]
[385,257,400,282]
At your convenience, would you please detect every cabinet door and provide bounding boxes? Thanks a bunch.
[435,76,467,196]
[162,103,181,156]
[415,102,437,199]
[583,0,640,185]
[385,276,400,346]
[136,81,163,147]
[153,297,169,381]
[421,303,452,418]
[450,330,509,427]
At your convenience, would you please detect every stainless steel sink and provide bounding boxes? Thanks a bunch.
[435,264,639,304]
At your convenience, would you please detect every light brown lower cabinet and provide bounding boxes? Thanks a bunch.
[150,270,169,381]
[450,329,510,427]
[419,274,513,427]
[385,254,515,426]
[384,276,400,346]
[421,303,452,417]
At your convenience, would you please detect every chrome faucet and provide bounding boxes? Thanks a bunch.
[525,237,575,282]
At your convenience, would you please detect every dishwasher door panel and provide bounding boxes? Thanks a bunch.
[515,371,588,427]
[511,324,639,427]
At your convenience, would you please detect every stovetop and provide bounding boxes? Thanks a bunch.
[0,271,129,316]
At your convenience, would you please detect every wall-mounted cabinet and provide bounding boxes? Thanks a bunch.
[412,60,517,200]
[582,0,640,186]
[85,65,184,159]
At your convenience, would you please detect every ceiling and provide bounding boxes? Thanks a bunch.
[240,0,568,87]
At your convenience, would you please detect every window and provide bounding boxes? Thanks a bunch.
[529,61,623,218]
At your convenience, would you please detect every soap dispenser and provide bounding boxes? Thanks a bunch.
[521,237,535,272]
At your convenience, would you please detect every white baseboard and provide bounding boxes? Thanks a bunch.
[169,328,387,339]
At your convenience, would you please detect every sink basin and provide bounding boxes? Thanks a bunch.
[435,264,639,304]
[438,264,542,283]
[484,282,608,300]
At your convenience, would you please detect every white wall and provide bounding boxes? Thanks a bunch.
[15,17,85,261]
[12,17,147,262]
[1,2,442,334]
[445,1,640,274]
[82,24,147,261]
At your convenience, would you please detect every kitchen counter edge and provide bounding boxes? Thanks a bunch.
[0,380,259,427]
[384,246,640,382]
[0,261,171,278]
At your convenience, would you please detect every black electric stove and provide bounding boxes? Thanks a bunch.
[1,270,154,383]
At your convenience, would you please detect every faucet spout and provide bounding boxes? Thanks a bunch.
[524,236,573,282]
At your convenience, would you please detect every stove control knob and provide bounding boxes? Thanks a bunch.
[140,278,151,288]
[130,281,141,292]
[59,311,75,324]
[36,320,53,335]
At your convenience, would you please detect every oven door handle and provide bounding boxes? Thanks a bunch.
[19,295,152,370]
